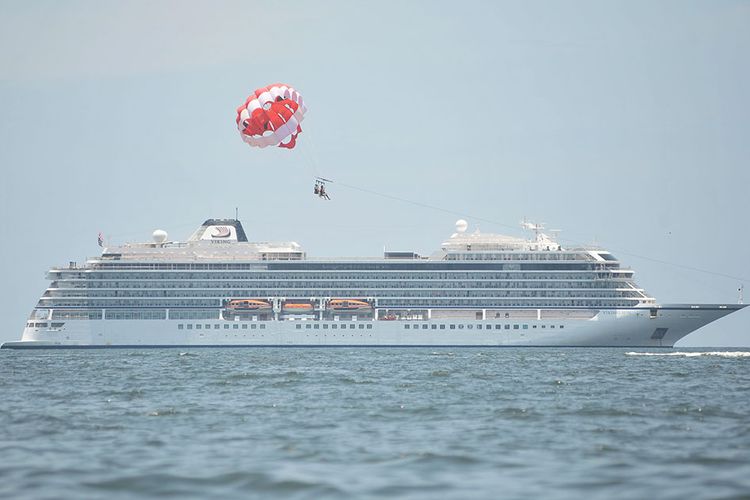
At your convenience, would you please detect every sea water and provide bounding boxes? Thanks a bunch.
[1,347,749,499]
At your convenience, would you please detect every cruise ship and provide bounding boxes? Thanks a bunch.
[2,218,744,348]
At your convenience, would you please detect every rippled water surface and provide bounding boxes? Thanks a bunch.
[1,347,749,499]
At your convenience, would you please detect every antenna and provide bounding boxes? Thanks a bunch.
[739,284,744,305]
[521,220,545,239]
[235,207,238,221]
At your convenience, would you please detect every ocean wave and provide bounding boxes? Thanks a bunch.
[625,351,750,358]
[339,376,375,384]
[146,408,178,417]
[84,472,344,497]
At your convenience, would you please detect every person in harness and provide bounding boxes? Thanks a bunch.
[318,183,330,200]
[313,179,331,200]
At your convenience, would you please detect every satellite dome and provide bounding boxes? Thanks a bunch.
[455,219,468,233]
[152,229,168,243]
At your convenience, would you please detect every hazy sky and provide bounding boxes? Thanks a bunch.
[1,1,748,346]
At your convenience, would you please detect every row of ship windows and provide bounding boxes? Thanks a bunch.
[404,323,564,330]
[297,323,372,330]
[86,261,615,271]
[44,309,220,321]
[106,310,166,320]
[55,268,633,282]
[49,311,103,320]
[51,269,627,281]
[39,298,641,309]
[444,253,588,261]
[26,322,65,328]
[173,322,562,332]
[378,299,637,307]
[177,323,375,331]
[179,323,266,330]
[41,299,220,308]
[35,310,222,321]
[40,298,640,309]
[41,289,644,303]
[37,300,638,322]
[43,290,644,299]
[95,253,601,269]
[50,281,635,293]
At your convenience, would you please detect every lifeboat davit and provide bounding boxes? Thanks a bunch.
[226,299,272,311]
[281,303,314,314]
[327,299,372,311]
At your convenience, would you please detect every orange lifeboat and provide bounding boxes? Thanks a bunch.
[226,299,272,311]
[282,303,314,314]
[327,299,372,311]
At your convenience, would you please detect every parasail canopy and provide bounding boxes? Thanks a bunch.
[236,83,307,149]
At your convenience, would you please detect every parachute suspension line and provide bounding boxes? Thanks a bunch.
[301,119,324,173]
[298,139,321,180]
[297,121,336,200]
[236,86,744,283]
[329,179,750,284]
[591,251,750,283]
[331,180,519,232]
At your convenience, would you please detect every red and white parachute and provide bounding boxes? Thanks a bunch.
[236,83,307,149]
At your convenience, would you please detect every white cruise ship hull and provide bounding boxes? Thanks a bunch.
[4,305,743,348]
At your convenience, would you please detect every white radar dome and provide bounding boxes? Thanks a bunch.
[455,219,468,233]
[152,229,168,243]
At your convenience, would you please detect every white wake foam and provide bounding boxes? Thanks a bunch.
[625,351,750,358]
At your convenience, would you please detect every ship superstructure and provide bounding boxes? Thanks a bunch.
[3,219,744,348]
